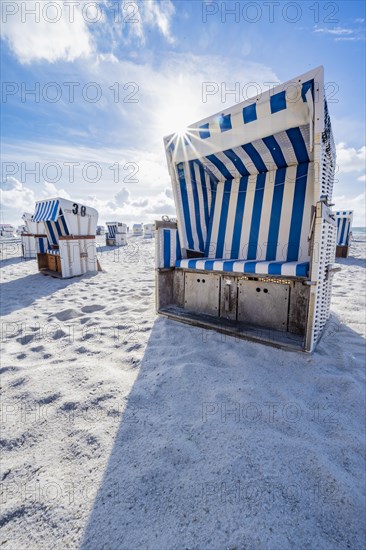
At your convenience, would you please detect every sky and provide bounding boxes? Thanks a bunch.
[1,0,365,226]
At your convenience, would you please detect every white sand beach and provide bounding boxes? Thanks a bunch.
[1,234,365,550]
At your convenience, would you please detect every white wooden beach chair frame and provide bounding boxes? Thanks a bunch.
[20,212,47,259]
[155,67,337,352]
[32,197,98,278]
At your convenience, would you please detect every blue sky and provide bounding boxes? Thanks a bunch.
[1,0,365,225]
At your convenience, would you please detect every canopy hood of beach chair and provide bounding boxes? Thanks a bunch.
[32,197,98,237]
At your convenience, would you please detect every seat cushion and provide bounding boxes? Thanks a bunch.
[176,258,309,277]
[47,249,60,255]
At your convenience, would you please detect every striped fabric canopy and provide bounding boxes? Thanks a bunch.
[107,224,117,238]
[335,211,353,246]
[174,126,314,263]
[33,199,60,222]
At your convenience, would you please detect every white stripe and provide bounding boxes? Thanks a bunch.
[298,162,314,261]
[184,163,199,250]
[193,162,208,247]
[276,165,296,261]
[238,174,257,258]
[281,262,298,276]
[222,179,240,259]
[207,181,224,258]
[255,261,270,274]
[257,172,275,260]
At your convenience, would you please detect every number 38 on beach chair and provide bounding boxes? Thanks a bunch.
[32,197,99,278]
[335,211,353,258]
[155,67,338,352]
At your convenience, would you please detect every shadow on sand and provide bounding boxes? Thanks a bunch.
[0,271,98,316]
[80,315,365,550]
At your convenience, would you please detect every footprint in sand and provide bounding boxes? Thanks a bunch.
[54,309,84,322]
[36,393,61,405]
[81,305,106,314]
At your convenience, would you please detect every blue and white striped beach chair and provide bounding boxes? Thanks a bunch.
[335,211,353,257]
[105,222,127,246]
[155,66,337,352]
[33,197,99,278]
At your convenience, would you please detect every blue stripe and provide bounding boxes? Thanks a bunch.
[268,262,283,275]
[177,164,194,250]
[54,220,63,237]
[223,149,250,177]
[231,176,248,259]
[286,127,310,164]
[189,161,204,252]
[39,238,45,253]
[339,218,347,245]
[223,260,236,271]
[263,135,286,169]
[216,180,232,258]
[270,91,286,113]
[266,167,286,260]
[204,188,217,257]
[287,162,309,261]
[243,261,257,274]
[206,154,233,180]
[59,214,69,235]
[296,263,309,277]
[241,143,267,174]
[46,221,57,245]
[247,173,266,260]
[204,260,216,270]
[163,229,171,267]
[187,259,198,269]
[198,162,210,229]
[50,200,59,221]
[176,230,181,260]
[301,80,314,102]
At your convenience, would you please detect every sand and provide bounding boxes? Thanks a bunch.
[1,234,365,550]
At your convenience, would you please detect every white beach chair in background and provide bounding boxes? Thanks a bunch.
[105,222,127,246]
[21,212,47,259]
[155,66,337,352]
[143,223,155,238]
[335,211,353,258]
[32,197,99,278]
[132,223,143,236]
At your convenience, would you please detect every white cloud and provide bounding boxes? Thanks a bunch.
[0,177,36,214]
[1,0,177,64]
[336,143,366,173]
[314,26,353,35]
[1,0,93,64]
[119,0,175,45]
[333,192,366,227]
[114,187,130,206]
[42,182,71,200]
[357,175,366,182]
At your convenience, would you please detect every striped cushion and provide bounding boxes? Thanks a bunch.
[335,211,353,246]
[47,249,60,255]
[176,258,309,278]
